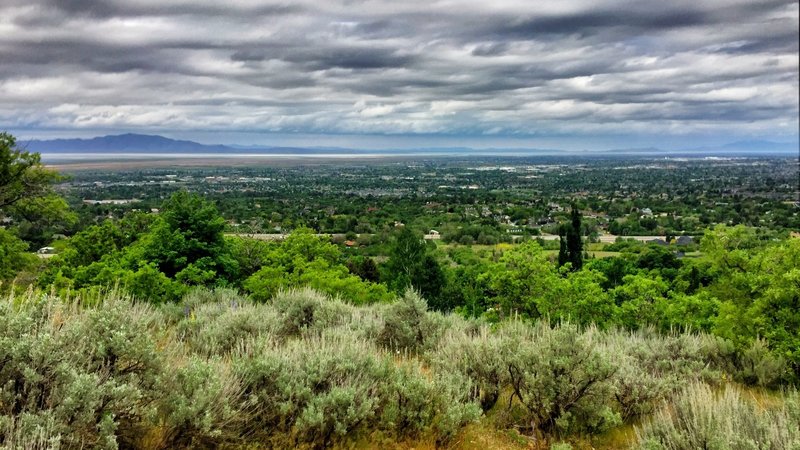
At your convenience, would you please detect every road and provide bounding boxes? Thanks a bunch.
[537,234,666,243]
[226,232,667,244]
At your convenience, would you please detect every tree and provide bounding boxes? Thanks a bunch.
[382,227,427,291]
[702,226,800,375]
[0,228,36,283]
[10,194,77,248]
[558,204,583,270]
[0,132,61,210]
[483,240,560,318]
[557,224,569,267]
[567,204,583,270]
[346,256,380,283]
[381,227,446,306]
[1,132,71,248]
[243,228,392,304]
[128,191,238,282]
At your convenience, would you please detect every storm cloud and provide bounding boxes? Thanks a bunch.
[0,0,797,148]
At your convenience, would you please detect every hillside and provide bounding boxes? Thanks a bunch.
[2,287,797,449]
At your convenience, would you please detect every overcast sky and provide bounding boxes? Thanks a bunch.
[1,0,798,150]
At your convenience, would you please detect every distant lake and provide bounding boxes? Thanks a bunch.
[39,150,551,163]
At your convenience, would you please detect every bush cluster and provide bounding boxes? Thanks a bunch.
[234,334,479,447]
[1,287,796,449]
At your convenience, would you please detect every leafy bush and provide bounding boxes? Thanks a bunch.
[432,325,506,412]
[1,286,796,449]
[734,338,788,388]
[551,443,573,450]
[178,302,279,356]
[501,322,620,434]
[157,357,243,448]
[233,332,478,447]
[635,383,800,450]
[0,293,165,449]
[1,413,63,450]
[0,228,37,284]
[242,229,393,304]
[272,288,354,339]
[598,327,721,420]
[378,289,441,353]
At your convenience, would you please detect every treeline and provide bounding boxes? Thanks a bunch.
[1,288,798,449]
[3,189,797,379]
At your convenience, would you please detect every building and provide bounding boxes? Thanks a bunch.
[82,199,140,205]
[424,230,441,240]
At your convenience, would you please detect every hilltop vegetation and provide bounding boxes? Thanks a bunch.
[22,191,799,379]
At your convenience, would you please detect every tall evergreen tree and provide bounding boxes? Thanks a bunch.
[557,204,583,271]
[567,204,583,270]
[558,224,569,267]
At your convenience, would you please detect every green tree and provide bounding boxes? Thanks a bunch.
[58,220,127,268]
[0,228,36,283]
[567,204,583,270]
[243,228,392,304]
[346,256,380,283]
[483,240,560,319]
[557,225,569,267]
[382,227,427,291]
[1,132,71,246]
[127,191,238,283]
[381,227,446,307]
[555,269,615,326]
[558,204,583,270]
[0,132,61,210]
[7,194,77,248]
[703,227,800,375]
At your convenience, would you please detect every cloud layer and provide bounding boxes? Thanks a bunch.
[1,0,798,147]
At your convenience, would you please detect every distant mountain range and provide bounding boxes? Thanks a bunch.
[711,140,799,153]
[27,133,241,154]
[21,133,799,156]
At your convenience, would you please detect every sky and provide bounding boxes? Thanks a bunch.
[0,0,798,150]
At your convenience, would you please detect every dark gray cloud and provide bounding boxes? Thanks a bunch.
[0,0,797,146]
[11,0,302,20]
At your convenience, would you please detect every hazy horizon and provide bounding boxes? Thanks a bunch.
[17,131,799,155]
